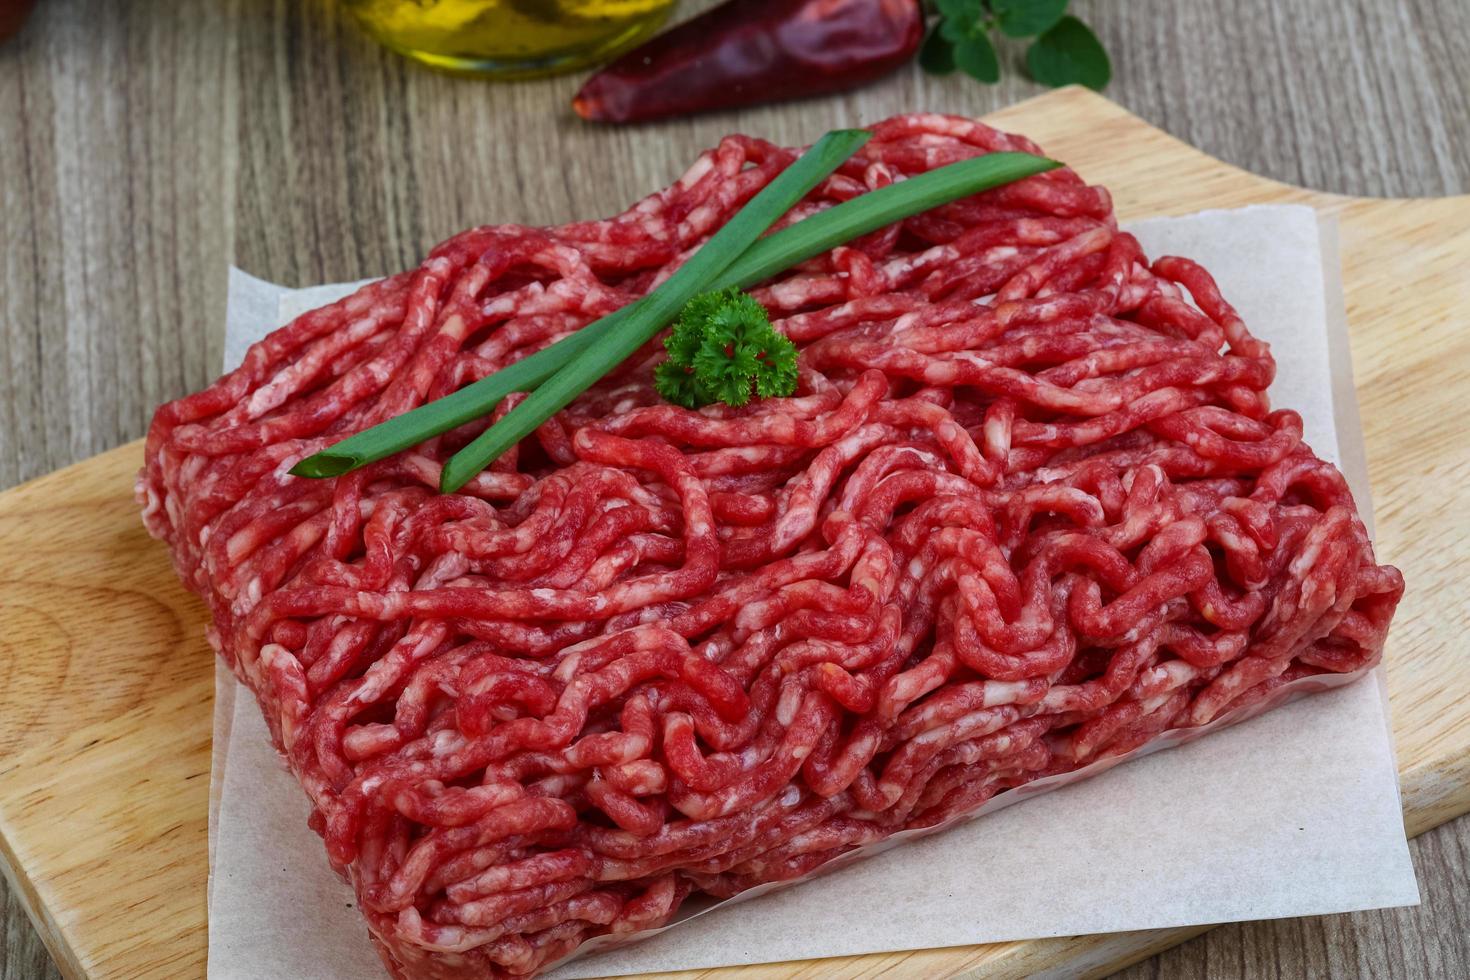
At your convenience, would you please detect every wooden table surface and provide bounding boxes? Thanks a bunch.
[1,1,1466,978]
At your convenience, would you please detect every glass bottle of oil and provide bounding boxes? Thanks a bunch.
[343,0,677,78]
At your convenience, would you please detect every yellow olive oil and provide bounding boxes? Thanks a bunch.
[343,0,676,77]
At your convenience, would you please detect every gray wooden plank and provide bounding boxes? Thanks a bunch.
[0,0,234,488]
[0,879,59,980]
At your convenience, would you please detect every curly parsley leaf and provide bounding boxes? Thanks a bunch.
[664,290,723,366]
[655,287,799,408]
[653,360,706,408]
[753,331,801,399]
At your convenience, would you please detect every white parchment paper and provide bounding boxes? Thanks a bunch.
[207,206,1418,980]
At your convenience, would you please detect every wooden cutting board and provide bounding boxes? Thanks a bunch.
[1,87,1466,980]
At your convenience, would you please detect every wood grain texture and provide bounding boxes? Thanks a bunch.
[1,1,1467,978]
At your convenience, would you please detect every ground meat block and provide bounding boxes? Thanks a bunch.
[139,113,1402,980]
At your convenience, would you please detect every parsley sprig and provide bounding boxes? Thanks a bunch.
[922,0,1111,91]
[654,288,799,409]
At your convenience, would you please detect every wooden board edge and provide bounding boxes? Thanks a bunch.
[1403,752,1470,839]
[0,440,143,980]
[0,677,214,980]
[0,834,85,980]
[0,439,146,513]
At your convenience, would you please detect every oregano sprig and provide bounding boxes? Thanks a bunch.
[922,0,1111,91]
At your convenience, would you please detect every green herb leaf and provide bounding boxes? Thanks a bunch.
[665,290,724,366]
[656,287,799,409]
[753,331,800,399]
[937,0,1001,84]
[919,26,957,75]
[991,0,1068,39]
[934,0,979,31]
[954,31,1001,84]
[695,344,760,406]
[1026,15,1112,90]
[653,360,705,408]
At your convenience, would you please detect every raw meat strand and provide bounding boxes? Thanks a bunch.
[138,113,1402,980]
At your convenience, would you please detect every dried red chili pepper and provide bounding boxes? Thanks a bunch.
[0,0,38,42]
[573,0,925,124]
